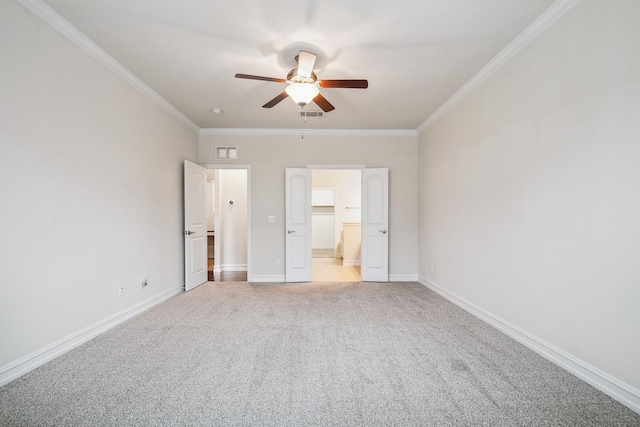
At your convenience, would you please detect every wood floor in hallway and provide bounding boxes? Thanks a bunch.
[207,259,247,282]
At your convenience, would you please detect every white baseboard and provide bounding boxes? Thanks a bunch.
[417,276,640,414]
[389,274,418,282]
[0,286,182,388]
[217,264,247,272]
[342,260,361,267]
[249,274,418,283]
[312,245,334,250]
[249,275,286,282]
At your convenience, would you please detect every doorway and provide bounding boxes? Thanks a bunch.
[207,166,250,282]
[284,166,388,283]
[311,169,362,282]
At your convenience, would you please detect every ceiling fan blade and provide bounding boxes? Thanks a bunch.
[319,79,369,89]
[262,91,289,108]
[235,73,286,84]
[296,50,316,78]
[312,93,335,112]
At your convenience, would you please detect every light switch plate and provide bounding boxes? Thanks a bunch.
[268,216,276,223]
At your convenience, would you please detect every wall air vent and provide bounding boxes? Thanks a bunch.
[215,146,237,160]
[300,111,324,118]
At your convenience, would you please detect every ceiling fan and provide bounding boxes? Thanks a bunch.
[235,50,368,112]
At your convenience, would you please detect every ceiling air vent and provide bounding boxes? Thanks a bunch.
[300,111,324,118]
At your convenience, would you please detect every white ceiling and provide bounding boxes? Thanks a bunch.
[42,0,556,130]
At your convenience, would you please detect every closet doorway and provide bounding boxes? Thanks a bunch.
[311,169,361,282]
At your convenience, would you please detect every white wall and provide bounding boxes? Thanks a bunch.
[312,170,362,255]
[216,169,248,271]
[311,205,335,250]
[199,133,418,281]
[0,1,197,383]
[418,0,640,399]
[205,169,215,232]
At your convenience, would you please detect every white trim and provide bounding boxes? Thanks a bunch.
[308,164,366,170]
[249,275,287,283]
[416,0,582,134]
[201,163,252,170]
[342,260,361,267]
[389,274,418,282]
[199,128,417,137]
[0,286,182,387]
[17,0,199,134]
[220,264,248,272]
[417,276,640,414]
[312,245,335,250]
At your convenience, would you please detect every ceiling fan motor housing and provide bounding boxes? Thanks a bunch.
[287,69,318,86]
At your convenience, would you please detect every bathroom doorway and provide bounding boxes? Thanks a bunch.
[311,169,361,282]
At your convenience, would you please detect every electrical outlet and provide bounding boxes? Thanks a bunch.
[430,263,434,273]
[140,276,148,287]
[118,284,125,296]
[276,259,281,267]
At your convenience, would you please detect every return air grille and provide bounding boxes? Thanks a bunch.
[300,111,324,118]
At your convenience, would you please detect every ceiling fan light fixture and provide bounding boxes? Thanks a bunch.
[285,83,319,107]
[235,49,366,112]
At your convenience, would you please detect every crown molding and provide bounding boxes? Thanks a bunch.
[416,0,582,134]
[199,128,417,137]
[17,0,200,134]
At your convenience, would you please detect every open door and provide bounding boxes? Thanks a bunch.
[361,168,389,282]
[285,168,312,282]
[184,160,208,291]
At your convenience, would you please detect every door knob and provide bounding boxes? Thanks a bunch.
[184,230,195,235]
[378,229,387,234]
[287,230,296,234]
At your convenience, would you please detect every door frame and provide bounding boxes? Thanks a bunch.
[202,164,252,281]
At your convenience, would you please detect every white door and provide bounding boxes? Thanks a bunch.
[184,160,208,291]
[285,168,312,282]
[361,168,389,282]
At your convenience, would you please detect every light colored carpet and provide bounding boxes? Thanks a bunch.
[1,281,638,426]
